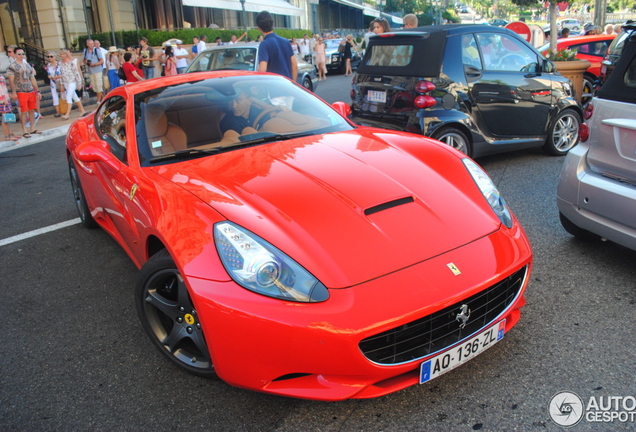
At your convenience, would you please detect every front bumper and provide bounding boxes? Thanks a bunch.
[187,225,532,400]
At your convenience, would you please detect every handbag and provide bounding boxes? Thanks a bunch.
[117,67,126,81]
[2,112,16,123]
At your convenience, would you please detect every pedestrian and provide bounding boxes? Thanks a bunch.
[94,40,109,91]
[583,23,597,35]
[173,40,189,74]
[403,13,418,29]
[0,76,19,141]
[290,38,299,55]
[162,45,177,76]
[122,52,144,83]
[214,37,224,46]
[314,36,327,81]
[45,51,62,117]
[139,37,157,79]
[58,49,87,120]
[299,33,312,63]
[559,27,570,38]
[197,35,207,53]
[106,46,122,91]
[604,24,615,35]
[228,32,247,45]
[341,35,355,76]
[83,39,105,103]
[6,47,42,138]
[192,36,200,57]
[255,11,297,81]
[371,18,390,34]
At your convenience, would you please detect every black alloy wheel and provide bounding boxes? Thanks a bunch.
[136,249,217,378]
[302,76,313,91]
[68,158,97,228]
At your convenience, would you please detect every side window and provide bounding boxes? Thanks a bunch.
[476,33,537,72]
[192,51,212,71]
[624,55,636,87]
[96,96,127,163]
[574,42,609,57]
[461,34,481,68]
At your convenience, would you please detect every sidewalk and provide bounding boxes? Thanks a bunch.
[0,102,97,153]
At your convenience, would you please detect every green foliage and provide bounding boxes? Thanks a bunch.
[76,28,311,50]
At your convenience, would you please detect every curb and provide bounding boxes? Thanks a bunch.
[0,125,70,153]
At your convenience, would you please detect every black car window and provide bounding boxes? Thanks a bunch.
[476,33,537,72]
[571,41,610,57]
[96,96,127,163]
[365,45,414,67]
[624,53,636,87]
[461,34,481,68]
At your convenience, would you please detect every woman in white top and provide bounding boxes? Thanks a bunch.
[45,51,62,117]
[58,49,86,119]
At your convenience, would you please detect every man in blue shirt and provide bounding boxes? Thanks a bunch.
[256,11,297,81]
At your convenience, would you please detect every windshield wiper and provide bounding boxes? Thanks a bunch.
[238,131,314,145]
[148,148,222,164]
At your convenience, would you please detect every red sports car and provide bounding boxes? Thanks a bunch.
[66,71,532,400]
[539,34,616,104]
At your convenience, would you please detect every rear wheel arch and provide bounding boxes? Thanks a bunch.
[430,123,473,157]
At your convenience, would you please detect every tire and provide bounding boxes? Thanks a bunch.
[135,249,217,378]
[543,109,581,156]
[302,75,313,92]
[68,158,97,228]
[581,75,595,106]
[559,212,601,241]
[432,127,471,156]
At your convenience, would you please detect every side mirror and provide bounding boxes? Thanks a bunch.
[542,59,556,73]
[332,101,351,118]
[75,140,121,171]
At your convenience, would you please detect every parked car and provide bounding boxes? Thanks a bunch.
[538,34,616,105]
[488,19,509,27]
[323,38,362,73]
[598,23,636,86]
[558,19,581,31]
[65,71,532,400]
[557,32,636,251]
[350,25,583,158]
[186,43,319,92]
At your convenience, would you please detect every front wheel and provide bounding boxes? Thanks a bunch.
[543,109,581,156]
[135,249,217,378]
[432,127,471,156]
[302,75,313,92]
[68,158,97,228]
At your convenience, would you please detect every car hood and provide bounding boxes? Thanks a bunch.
[151,130,500,288]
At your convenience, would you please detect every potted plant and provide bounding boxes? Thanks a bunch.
[546,47,591,103]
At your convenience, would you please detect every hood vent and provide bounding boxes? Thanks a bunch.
[364,196,415,216]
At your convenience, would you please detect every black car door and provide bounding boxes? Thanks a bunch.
[465,32,552,137]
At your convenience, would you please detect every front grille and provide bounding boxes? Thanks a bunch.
[359,265,527,365]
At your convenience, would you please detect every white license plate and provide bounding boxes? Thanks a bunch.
[420,320,506,384]
[367,90,386,103]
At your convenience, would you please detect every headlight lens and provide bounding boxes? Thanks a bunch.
[214,222,329,303]
[462,158,513,229]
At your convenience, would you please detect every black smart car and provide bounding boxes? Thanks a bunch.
[350,25,583,158]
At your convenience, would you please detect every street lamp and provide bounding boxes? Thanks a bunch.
[377,0,385,17]
[239,0,248,35]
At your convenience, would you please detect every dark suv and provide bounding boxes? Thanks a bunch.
[350,25,583,158]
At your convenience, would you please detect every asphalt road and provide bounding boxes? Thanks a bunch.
[1,75,635,431]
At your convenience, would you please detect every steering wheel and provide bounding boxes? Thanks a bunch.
[495,54,526,71]
[252,105,284,129]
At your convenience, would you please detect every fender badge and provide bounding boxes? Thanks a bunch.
[129,183,138,201]
[447,263,461,276]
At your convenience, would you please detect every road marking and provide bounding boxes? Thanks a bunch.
[0,218,81,247]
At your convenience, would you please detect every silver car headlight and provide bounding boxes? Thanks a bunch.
[463,158,513,229]
[214,222,329,303]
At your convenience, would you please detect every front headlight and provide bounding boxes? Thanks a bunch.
[214,222,329,303]
[462,158,513,229]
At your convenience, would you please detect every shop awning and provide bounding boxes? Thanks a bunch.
[182,0,304,17]
[331,0,403,24]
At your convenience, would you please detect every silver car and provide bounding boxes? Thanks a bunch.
[557,33,636,250]
[186,43,319,92]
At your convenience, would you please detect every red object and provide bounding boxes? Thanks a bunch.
[578,122,589,141]
[505,22,532,42]
[65,71,532,400]
[541,35,616,79]
[414,95,436,108]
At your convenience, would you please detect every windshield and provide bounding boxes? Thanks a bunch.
[325,39,343,49]
[188,47,258,72]
[135,75,353,166]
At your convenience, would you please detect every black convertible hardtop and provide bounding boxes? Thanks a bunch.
[597,33,636,104]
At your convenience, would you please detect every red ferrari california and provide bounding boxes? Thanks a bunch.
[66,71,532,400]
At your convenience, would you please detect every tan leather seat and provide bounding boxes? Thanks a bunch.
[145,105,188,155]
